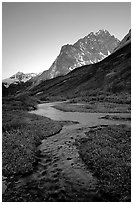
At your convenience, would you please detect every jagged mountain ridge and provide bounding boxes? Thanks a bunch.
[31,29,120,86]
[29,30,130,101]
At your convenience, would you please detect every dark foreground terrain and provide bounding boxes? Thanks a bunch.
[2,96,131,202]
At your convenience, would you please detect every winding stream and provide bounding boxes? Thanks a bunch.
[3,101,131,201]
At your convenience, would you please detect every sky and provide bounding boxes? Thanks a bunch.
[2,2,131,79]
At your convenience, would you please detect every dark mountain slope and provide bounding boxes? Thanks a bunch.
[29,39,130,102]
[114,29,131,51]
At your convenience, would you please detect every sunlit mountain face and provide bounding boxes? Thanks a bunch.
[31,29,119,87]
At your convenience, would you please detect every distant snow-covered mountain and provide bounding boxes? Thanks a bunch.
[2,71,39,87]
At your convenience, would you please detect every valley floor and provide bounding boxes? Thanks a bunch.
[2,100,131,202]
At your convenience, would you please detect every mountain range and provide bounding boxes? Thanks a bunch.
[2,29,131,105]
[3,29,119,88]
[28,29,130,102]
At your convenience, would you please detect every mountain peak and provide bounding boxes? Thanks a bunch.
[87,29,111,38]
[16,71,24,74]
[95,29,110,35]
[38,29,120,80]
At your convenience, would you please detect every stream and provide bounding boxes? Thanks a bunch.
[2,101,131,201]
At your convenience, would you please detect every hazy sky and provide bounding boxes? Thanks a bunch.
[2,2,131,79]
